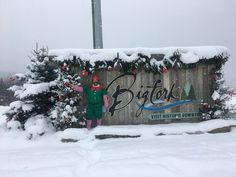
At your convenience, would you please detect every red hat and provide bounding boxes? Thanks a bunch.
[92,75,99,82]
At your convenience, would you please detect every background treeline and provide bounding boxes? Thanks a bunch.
[0,77,15,106]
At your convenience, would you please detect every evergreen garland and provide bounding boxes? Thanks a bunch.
[67,52,228,75]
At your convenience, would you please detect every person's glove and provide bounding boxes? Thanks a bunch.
[103,106,109,112]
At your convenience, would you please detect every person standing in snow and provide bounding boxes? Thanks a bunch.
[65,75,109,129]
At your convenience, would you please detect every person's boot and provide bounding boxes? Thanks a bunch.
[86,120,92,129]
[96,119,102,126]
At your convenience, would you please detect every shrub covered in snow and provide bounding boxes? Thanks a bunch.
[24,115,54,139]
[6,120,22,130]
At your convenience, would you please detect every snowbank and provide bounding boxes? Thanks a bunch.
[59,119,236,141]
[0,106,9,130]
[0,106,8,116]
[59,128,89,142]
[24,115,55,139]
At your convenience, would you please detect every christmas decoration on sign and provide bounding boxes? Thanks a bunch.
[108,66,113,71]
[131,69,138,75]
[163,68,169,74]
[81,70,89,77]
[62,54,227,76]
[61,63,68,71]
[49,48,230,121]
[209,74,219,81]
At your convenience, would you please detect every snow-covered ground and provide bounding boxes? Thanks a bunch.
[0,106,8,129]
[1,106,236,177]
[1,127,236,177]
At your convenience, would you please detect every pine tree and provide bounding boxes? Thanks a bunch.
[0,78,14,105]
[188,85,196,100]
[180,83,196,100]
[211,69,231,118]
[180,88,188,100]
[49,63,86,130]
[201,68,232,119]
[6,46,58,126]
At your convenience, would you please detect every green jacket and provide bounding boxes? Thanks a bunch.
[83,85,107,105]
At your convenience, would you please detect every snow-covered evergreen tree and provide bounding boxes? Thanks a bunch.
[211,69,232,118]
[50,63,86,130]
[6,46,58,128]
[201,68,232,119]
[6,46,86,132]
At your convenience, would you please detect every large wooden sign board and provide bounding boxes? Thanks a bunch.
[80,64,213,125]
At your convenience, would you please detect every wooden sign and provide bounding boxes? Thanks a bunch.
[90,64,213,125]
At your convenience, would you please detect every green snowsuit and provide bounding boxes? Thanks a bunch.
[82,85,107,120]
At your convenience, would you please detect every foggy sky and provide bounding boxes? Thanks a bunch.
[0,0,235,87]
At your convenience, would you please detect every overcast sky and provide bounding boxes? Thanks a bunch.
[0,0,235,87]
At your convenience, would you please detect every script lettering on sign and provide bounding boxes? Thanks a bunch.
[106,73,180,117]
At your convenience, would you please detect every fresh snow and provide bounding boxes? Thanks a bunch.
[0,125,236,177]
[6,120,22,130]
[91,119,236,137]
[49,46,228,65]
[24,115,55,139]
[57,119,236,141]
[0,106,9,129]
[60,128,89,141]
[212,91,220,100]
[0,106,8,115]
[180,51,200,64]
[1,106,236,177]
[229,96,236,105]
[16,82,56,99]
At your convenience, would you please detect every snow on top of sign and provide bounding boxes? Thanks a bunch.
[49,46,228,64]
